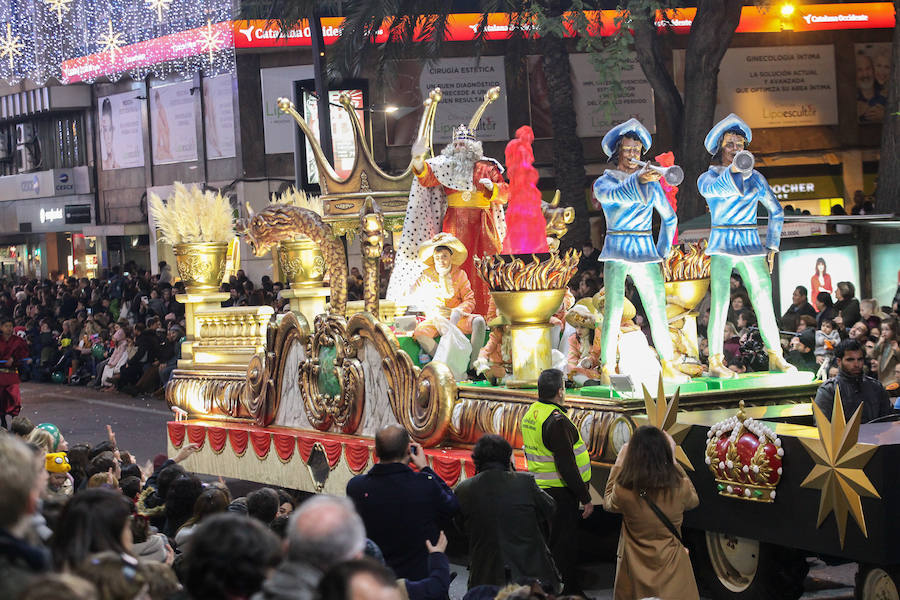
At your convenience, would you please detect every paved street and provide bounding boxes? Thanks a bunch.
[16,382,857,599]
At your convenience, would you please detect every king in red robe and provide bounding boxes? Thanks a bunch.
[0,319,28,428]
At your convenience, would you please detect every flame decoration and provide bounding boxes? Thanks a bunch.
[663,241,711,282]
[474,249,580,292]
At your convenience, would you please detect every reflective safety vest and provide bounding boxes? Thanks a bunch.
[521,400,591,488]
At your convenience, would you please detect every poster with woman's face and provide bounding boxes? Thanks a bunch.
[203,75,237,159]
[855,43,890,123]
[97,92,145,171]
[776,246,860,314]
[150,80,198,165]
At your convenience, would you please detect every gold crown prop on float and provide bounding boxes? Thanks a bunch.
[705,401,784,502]
[275,89,441,232]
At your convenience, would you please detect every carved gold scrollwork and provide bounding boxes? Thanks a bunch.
[244,353,271,421]
[346,312,454,447]
[299,314,364,433]
[570,408,619,460]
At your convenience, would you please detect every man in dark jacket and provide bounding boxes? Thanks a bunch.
[781,286,816,332]
[0,435,50,599]
[346,425,458,580]
[455,434,559,592]
[815,339,893,423]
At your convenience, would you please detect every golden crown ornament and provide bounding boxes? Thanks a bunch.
[705,401,784,502]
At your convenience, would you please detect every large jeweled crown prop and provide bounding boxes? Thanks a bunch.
[705,401,784,502]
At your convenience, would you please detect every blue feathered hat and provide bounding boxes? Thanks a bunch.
[704,113,752,155]
[601,118,652,158]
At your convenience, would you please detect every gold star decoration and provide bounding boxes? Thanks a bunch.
[43,0,72,24]
[199,19,223,63]
[98,20,124,57]
[639,376,693,470]
[799,388,880,548]
[146,0,172,22]
[0,23,24,70]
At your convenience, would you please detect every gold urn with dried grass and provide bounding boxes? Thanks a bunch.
[149,183,235,294]
[270,188,327,288]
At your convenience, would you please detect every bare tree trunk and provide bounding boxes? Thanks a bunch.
[632,0,741,222]
[540,34,589,249]
[876,0,900,216]
[631,9,684,146]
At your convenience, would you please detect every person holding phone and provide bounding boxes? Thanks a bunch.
[346,425,459,580]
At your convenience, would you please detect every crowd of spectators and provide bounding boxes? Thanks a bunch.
[0,416,606,600]
[0,262,307,400]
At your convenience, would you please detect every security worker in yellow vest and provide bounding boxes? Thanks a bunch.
[521,368,593,596]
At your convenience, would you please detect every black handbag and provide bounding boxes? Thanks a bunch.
[639,489,686,548]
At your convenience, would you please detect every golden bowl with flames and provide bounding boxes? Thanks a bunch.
[492,289,568,325]
[664,278,710,311]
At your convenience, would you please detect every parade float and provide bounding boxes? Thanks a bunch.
[159,89,900,600]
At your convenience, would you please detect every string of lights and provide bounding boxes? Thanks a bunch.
[0,0,233,84]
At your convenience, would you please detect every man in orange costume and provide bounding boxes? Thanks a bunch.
[411,233,486,370]
[387,125,508,316]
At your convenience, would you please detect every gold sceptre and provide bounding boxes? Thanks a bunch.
[468,86,501,132]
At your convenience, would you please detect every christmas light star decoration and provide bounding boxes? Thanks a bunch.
[146,0,172,22]
[98,20,124,57]
[43,0,72,24]
[799,388,880,548]
[199,19,222,63]
[639,376,693,470]
[0,23,24,70]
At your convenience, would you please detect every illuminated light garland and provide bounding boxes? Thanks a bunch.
[3,0,234,85]
[146,0,172,21]
[0,23,24,70]
[43,0,72,24]
[98,20,125,58]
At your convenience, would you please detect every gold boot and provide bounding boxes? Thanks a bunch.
[708,353,736,378]
[767,349,797,373]
[660,359,691,383]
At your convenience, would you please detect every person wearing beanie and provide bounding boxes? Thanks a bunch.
[786,328,818,373]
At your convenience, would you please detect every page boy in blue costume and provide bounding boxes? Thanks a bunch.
[592,119,687,384]
[698,113,795,377]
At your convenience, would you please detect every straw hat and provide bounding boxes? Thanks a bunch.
[565,303,598,329]
[592,290,636,323]
[417,233,468,268]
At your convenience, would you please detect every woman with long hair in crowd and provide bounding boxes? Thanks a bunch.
[604,425,699,600]
[811,257,833,300]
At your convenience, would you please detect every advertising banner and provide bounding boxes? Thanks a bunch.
[527,53,655,139]
[855,42,890,123]
[385,57,508,146]
[871,244,900,309]
[150,80,199,164]
[97,92,145,170]
[675,45,838,128]
[776,246,860,315]
[203,75,237,159]
[260,65,314,154]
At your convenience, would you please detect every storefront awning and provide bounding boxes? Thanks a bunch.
[82,224,150,237]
